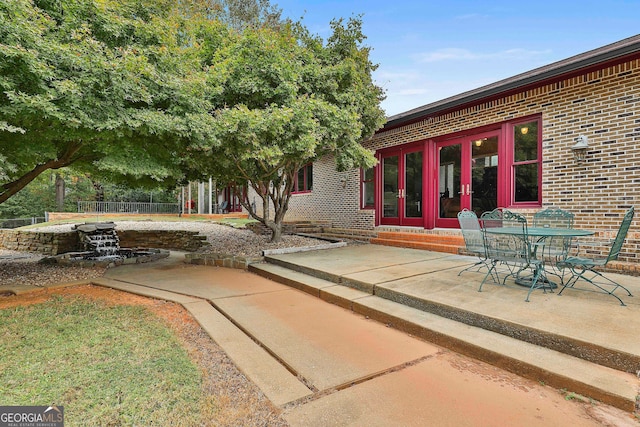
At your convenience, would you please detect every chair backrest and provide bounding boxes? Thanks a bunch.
[502,209,529,230]
[533,207,574,228]
[606,207,635,262]
[480,209,531,264]
[457,209,484,255]
[478,208,503,229]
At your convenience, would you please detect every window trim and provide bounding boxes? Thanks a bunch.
[292,163,313,194]
[504,117,542,208]
[360,167,375,209]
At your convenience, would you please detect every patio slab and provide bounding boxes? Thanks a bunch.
[264,246,640,374]
[284,354,613,427]
[104,253,287,299]
[211,287,440,392]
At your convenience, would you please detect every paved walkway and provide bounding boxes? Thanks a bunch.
[88,249,638,426]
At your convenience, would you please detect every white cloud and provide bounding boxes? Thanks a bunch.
[374,66,503,116]
[412,47,552,63]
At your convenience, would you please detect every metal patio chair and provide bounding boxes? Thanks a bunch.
[557,207,635,306]
[531,207,575,275]
[532,207,574,229]
[479,209,546,302]
[457,209,489,276]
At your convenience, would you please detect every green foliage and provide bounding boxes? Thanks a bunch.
[0,170,176,218]
[0,171,94,218]
[190,17,385,240]
[0,0,218,203]
[1,1,385,243]
[188,0,283,31]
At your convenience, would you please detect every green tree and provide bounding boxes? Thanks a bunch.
[0,171,95,218]
[185,0,283,31]
[0,0,217,205]
[195,17,385,242]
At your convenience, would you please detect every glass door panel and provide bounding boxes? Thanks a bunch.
[438,144,461,219]
[404,151,423,218]
[471,136,498,216]
[436,131,500,228]
[382,155,399,219]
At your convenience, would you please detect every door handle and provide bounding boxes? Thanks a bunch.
[466,184,470,196]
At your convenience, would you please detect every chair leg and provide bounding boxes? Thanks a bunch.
[458,259,486,276]
[558,267,631,306]
[478,260,499,292]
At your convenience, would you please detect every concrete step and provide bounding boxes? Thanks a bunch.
[371,238,462,254]
[249,262,640,412]
[372,231,464,254]
[376,231,464,245]
[317,228,378,243]
[318,233,373,242]
[261,255,640,372]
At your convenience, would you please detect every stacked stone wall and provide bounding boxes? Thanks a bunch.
[0,229,209,254]
[0,230,79,255]
[116,230,209,252]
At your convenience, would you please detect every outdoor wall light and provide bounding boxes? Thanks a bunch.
[570,135,589,163]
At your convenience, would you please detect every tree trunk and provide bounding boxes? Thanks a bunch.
[267,221,282,243]
[55,174,65,211]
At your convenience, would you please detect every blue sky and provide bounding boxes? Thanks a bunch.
[275,0,640,117]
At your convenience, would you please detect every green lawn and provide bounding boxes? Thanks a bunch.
[0,296,207,426]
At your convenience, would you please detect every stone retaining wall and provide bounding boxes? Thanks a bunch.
[0,230,79,255]
[0,229,210,254]
[117,230,209,252]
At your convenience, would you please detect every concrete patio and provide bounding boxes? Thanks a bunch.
[37,241,634,417]
[249,244,640,412]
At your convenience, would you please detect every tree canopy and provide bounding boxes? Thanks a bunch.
[190,17,385,241]
[1,1,385,243]
[0,0,217,203]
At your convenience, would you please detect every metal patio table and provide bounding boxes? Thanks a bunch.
[483,226,595,288]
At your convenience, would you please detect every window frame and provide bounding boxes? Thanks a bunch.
[503,117,542,208]
[360,167,375,209]
[292,163,313,194]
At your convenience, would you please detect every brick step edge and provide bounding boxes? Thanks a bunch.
[376,232,464,245]
[371,238,462,254]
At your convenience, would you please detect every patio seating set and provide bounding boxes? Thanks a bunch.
[457,206,635,305]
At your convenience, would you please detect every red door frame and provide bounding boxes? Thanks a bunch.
[375,141,427,227]
[434,129,501,228]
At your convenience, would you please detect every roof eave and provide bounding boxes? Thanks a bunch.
[382,35,640,132]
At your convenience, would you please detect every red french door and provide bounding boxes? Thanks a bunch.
[435,131,499,228]
[380,146,424,226]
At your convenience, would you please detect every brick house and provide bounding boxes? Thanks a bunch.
[251,35,640,264]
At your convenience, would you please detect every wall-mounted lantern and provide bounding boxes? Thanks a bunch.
[570,135,589,163]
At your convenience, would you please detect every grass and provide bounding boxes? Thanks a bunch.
[0,295,207,426]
